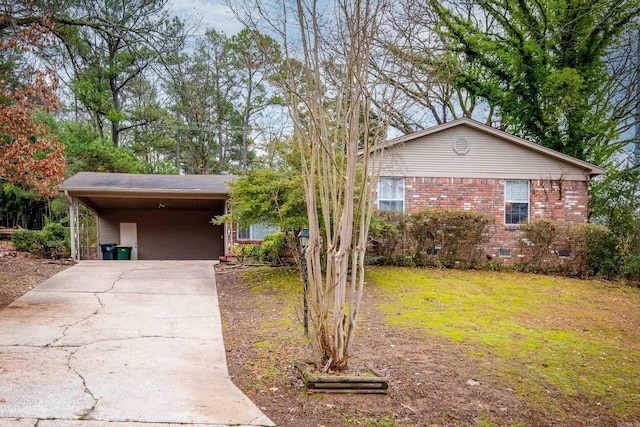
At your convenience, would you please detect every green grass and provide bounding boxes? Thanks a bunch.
[367,266,640,418]
[245,267,301,296]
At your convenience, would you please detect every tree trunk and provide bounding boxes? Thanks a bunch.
[240,80,254,170]
[110,76,121,147]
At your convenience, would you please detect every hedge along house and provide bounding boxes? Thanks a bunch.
[375,118,605,259]
[60,172,236,260]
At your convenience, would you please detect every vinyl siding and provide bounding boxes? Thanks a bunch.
[379,126,590,180]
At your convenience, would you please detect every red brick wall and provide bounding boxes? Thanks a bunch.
[402,177,589,260]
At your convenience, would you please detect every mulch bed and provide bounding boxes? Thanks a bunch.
[0,242,74,310]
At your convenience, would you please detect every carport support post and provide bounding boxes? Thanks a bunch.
[65,191,79,260]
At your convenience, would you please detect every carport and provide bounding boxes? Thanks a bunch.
[60,172,235,261]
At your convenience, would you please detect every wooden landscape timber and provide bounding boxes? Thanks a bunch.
[294,361,389,394]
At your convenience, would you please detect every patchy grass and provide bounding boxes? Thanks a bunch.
[367,266,640,419]
[245,266,301,296]
[236,267,306,392]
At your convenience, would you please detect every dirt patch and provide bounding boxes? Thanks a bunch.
[0,242,74,310]
[216,264,554,427]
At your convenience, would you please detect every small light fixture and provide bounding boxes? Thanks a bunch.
[297,228,309,249]
[158,203,166,209]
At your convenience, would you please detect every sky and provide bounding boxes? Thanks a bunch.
[166,0,245,36]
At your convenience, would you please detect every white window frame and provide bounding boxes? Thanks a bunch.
[237,223,280,241]
[378,177,405,212]
[504,180,530,225]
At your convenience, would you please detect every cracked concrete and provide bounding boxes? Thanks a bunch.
[0,261,273,427]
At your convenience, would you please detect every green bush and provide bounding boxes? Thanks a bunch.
[621,254,640,283]
[12,229,44,253]
[40,222,70,259]
[260,232,288,265]
[368,211,407,263]
[11,223,70,258]
[567,223,619,278]
[231,243,258,263]
[42,222,67,240]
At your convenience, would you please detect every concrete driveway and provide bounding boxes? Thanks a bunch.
[0,261,273,427]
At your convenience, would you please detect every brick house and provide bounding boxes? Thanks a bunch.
[375,118,605,260]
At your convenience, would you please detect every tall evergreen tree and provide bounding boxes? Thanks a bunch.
[427,0,640,163]
[165,29,242,173]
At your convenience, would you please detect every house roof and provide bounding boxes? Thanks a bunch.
[60,172,236,214]
[378,118,605,176]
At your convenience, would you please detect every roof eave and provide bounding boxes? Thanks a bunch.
[63,188,230,198]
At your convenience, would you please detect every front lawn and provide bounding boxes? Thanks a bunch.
[368,267,640,419]
[218,264,640,426]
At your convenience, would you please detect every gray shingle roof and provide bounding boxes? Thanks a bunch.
[60,172,236,195]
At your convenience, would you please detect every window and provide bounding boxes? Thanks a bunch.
[505,180,529,224]
[378,177,404,212]
[499,248,511,257]
[237,223,280,241]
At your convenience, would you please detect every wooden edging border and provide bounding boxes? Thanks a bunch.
[294,361,389,394]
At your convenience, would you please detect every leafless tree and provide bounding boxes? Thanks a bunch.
[231,0,396,371]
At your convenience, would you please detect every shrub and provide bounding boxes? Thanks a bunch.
[567,223,619,278]
[12,229,44,253]
[368,211,632,279]
[410,209,493,268]
[368,209,493,268]
[368,211,412,264]
[517,219,560,273]
[40,222,70,259]
[231,243,258,263]
[621,254,640,283]
[260,232,288,265]
[42,222,67,240]
[517,220,620,277]
[482,259,502,271]
[11,223,70,258]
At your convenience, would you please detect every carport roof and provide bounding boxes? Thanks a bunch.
[60,172,236,214]
[60,172,236,194]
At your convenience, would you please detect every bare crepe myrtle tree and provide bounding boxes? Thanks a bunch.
[231,0,395,371]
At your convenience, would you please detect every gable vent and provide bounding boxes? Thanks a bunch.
[453,138,470,155]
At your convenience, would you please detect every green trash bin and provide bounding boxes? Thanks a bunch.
[116,245,132,260]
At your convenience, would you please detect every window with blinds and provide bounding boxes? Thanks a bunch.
[378,177,404,212]
[505,180,529,224]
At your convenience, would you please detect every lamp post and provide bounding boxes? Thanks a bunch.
[297,228,310,335]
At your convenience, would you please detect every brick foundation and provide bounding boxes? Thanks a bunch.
[402,177,589,261]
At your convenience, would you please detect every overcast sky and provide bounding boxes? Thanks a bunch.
[167,0,245,36]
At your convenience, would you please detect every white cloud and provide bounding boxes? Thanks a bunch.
[167,0,244,36]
